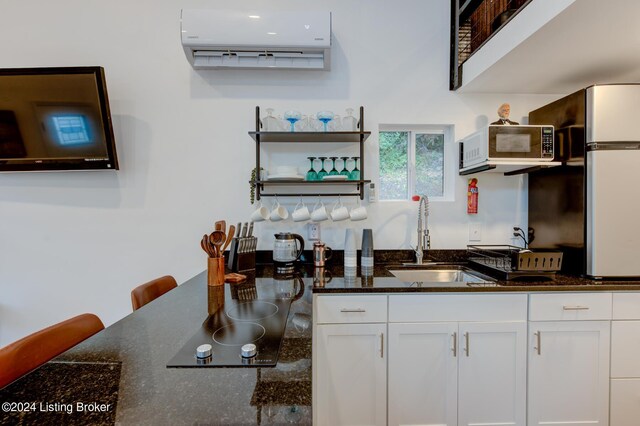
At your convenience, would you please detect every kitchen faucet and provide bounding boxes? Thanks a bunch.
[414,195,431,264]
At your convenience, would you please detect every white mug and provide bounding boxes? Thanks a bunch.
[292,200,311,222]
[250,201,269,222]
[311,199,328,222]
[330,198,349,222]
[270,200,289,222]
[350,200,368,221]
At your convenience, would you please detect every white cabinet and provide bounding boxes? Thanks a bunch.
[387,294,527,426]
[388,322,458,426]
[457,322,526,426]
[313,295,387,426]
[313,291,631,426]
[611,293,640,426]
[527,293,612,426]
[314,323,387,426]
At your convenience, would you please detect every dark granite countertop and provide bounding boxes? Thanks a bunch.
[3,250,640,425]
[307,264,640,293]
[302,249,640,293]
[0,271,313,425]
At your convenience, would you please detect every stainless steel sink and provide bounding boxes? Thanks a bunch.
[389,265,497,286]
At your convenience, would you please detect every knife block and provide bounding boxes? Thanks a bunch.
[228,236,257,272]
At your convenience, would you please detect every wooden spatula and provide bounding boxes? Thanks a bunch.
[222,225,235,252]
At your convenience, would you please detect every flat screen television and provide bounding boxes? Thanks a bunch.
[0,66,118,172]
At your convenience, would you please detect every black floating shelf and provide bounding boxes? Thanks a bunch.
[249,131,370,143]
[257,179,371,185]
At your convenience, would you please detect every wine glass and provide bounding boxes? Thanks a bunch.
[284,111,301,133]
[349,157,360,181]
[340,157,350,177]
[329,114,342,131]
[317,157,329,180]
[317,111,334,132]
[343,108,358,131]
[329,157,339,176]
[295,115,309,132]
[263,108,282,131]
[306,157,318,181]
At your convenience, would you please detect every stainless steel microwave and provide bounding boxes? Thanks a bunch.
[460,125,555,172]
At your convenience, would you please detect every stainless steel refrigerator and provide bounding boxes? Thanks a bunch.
[529,84,640,279]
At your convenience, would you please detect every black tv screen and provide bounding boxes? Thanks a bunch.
[0,66,118,172]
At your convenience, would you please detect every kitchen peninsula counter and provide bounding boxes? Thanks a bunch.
[0,271,313,426]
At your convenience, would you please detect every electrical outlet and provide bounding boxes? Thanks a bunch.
[469,223,482,241]
[308,223,321,241]
[368,183,376,203]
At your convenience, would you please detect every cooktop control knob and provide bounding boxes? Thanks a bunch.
[241,343,257,358]
[196,344,213,359]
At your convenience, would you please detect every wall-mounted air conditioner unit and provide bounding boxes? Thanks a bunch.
[181,10,332,70]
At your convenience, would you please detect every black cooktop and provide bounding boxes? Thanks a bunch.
[167,284,292,368]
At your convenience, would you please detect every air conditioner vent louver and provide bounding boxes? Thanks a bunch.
[192,50,325,69]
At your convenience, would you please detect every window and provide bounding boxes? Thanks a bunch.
[51,114,91,146]
[378,126,453,201]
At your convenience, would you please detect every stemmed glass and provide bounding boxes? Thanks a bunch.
[317,111,334,132]
[306,157,318,181]
[329,157,339,176]
[317,157,329,180]
[340,157,351,177]
[349,157,360,181]
[263,108,282,131]
[284,111,301,133]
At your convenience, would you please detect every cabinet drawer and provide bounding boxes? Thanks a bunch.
[388,294,527,322]
[529,293,612,321]
[613,293,640,320]
[315,295,387,324]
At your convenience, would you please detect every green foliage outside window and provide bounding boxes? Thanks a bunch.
[379,132,408,200]
[379,131,445,200]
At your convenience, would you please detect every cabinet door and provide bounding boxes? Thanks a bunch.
[388,322,458,426]
[528,321,610,426]
[610,379,640,426]
[458,322,527,426]
[611,320,640,377]
[314,323,386,426]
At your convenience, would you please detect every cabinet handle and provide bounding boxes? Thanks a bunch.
[562,305,589,310]
[380,333,384,358]
[534,331,541,355]
[452,332,457,357]
[464,332,470,357]
[340,308,366,313]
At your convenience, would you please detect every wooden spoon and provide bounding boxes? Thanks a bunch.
[222,225,235,252]
[215,220,226,232]
[201,235,213,257]
[209,231,226,258]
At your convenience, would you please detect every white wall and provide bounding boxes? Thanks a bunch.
[0,0,559,346]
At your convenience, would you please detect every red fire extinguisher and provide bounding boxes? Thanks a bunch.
[467,178,478,214]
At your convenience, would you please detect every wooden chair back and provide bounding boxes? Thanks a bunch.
[131,275,177,311]
[0,313,104,389]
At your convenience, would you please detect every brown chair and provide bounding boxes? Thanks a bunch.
[0,313,104,389]
[131,275,177,311]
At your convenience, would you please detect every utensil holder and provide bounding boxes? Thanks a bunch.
[208,256,225,286]
[207,284,225,314]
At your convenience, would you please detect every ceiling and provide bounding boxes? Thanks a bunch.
[457,0,640,94]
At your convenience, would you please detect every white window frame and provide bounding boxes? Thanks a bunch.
[378,124,455,202]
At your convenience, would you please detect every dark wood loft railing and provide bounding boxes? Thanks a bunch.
[450,0,532,90]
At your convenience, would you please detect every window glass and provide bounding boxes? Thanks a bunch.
[379,131,408,200]
[415,133,444,197]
